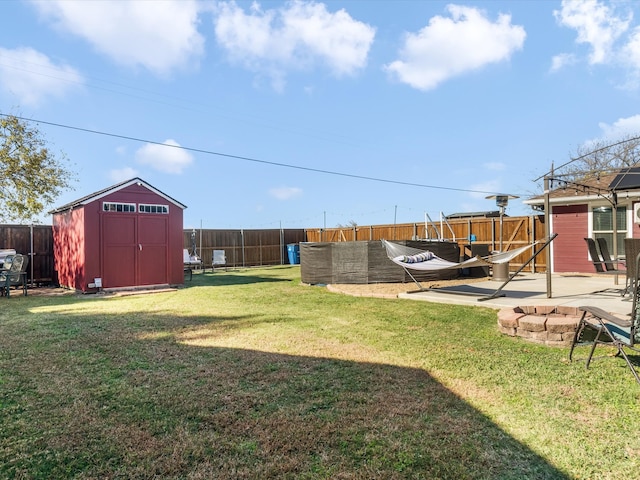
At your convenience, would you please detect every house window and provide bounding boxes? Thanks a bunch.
[103,202,136,213]
[593,206,627,257]
[139,204,169,214]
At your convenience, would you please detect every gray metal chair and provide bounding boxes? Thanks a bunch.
[569,251,640,385]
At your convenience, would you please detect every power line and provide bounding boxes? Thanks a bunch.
[0,55,362,146]
[2,113,519,196]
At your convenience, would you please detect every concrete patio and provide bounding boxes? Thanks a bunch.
[400,272,633,317]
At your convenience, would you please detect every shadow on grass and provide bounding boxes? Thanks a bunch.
[184,269,293,288]
[0,305,571,479]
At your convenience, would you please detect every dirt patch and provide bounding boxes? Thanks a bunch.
[18,286,178,298]
[6,286,72,297]
[327,277,487,298]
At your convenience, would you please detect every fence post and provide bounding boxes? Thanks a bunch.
[280,226,284,265]
[29,224,34,286]
[241,229,245,268]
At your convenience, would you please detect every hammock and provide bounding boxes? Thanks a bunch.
[381,234,558,301]
[381,240,540,272]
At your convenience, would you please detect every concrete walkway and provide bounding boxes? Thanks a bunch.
[399,272,633,317]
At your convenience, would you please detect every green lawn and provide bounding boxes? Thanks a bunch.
[1,266,639,479]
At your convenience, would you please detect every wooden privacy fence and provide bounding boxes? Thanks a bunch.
[0,215,547,287]
[0,224,55,284]
[304,215,548,273]
[0,224,307,286]
[184,228,306,268]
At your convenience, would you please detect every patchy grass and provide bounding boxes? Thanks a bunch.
[1,266,639,479]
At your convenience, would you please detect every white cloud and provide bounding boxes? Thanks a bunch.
[468,179,502,199]
[554,0,631,65]
[597,115,640,140]
[384,5,525,91]
[620,27,640,87]
[269,186,303,200]
[135,139,193,174]
[29,0,204,76]
[109,167,139,183]
[213,1,375,90]
[550,52,577,72]
[0,47,83,106]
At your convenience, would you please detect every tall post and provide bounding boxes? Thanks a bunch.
[394,205,397,240]
[241,229,245,268]
[29,224,34,287]
[499,206,504,252]
[544,176,552,298]
[323,211,326,242]
[612,192,619,285]
[280,221,284,265]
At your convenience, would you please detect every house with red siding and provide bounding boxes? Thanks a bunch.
[50,178,186,292]
[525,168,640,273]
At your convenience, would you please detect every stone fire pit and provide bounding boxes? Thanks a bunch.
[497,306,581,347]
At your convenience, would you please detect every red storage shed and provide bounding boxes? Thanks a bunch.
[50,178,187,292]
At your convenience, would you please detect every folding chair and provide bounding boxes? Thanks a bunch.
[585,238,626,295]
[569,251,640,385]
[624,238,640,296]
[183,249,202,281]
[596,237,624,272]
[584,238,623,275]
[212,250,226,272]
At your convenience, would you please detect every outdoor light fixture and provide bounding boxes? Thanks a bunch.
[485,194,519,252]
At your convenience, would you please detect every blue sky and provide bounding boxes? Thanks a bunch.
[2,0,640,230]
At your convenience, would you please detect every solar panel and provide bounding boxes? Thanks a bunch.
[608,167,640,191]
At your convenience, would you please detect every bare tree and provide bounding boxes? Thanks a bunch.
[553,134,640,183]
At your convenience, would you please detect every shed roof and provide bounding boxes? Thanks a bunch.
[49,177,187,214]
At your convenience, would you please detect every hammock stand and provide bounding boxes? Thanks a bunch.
[382,233,557,301]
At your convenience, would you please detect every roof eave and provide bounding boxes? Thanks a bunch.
[49,177,187,215]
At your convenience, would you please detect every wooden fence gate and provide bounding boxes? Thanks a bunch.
[0,225,55,284]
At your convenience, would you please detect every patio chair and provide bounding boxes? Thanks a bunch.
[584,238,624,275]
[596,237,624,272]
[0,249,16,268]
[624,238,640,296]
[0,254,27,297]
[569,251,640,385]
[183,248,202,281]
[212,250,226,272]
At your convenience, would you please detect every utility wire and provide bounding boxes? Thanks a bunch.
[534,135,640,182]
[2,113,519,196]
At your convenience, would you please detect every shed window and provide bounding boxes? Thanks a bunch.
[593,206,627,257]
[103,202,136,213]
[139,204,169,214]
